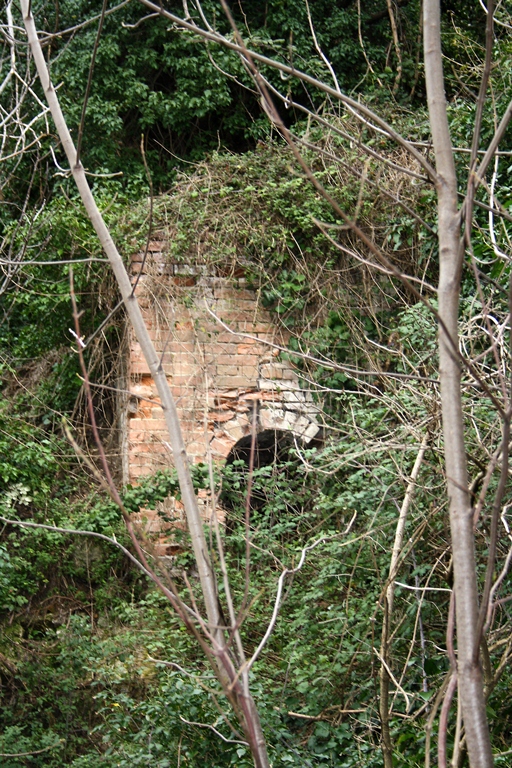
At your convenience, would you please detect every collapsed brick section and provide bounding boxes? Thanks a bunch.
[125,239,320,544]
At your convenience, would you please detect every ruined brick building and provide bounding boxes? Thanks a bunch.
[121,238,322,541]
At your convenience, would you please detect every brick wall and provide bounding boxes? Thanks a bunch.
[124,240,320,546]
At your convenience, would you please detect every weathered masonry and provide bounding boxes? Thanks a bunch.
[123,239,321,539]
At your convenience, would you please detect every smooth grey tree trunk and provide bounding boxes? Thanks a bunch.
[423,2,494,766]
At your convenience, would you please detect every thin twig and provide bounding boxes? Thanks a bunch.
[179,717,248,745]
[0,742,62,758]
[76,0,108,166]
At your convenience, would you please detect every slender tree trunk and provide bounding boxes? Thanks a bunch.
[423,3,493,766]
[20,0,219,641]
[20,4,270,766]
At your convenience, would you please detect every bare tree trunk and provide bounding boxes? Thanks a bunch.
[20,4,270,766]
[20,0,219,642]
[423,2,493,766]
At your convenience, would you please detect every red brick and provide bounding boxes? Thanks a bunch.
[214,287,255,301]
[239,365,258,378]
[214,389,240,398]
[130,361,151,374]
[210,438,235,457]
[217,311,247,324]
[130,383,155,398]
[237,343,265,355]
[217,365,240,376]
[128,431,149,443]
[239,391,262,401]
[214,331,242,342]
[215,343,240,356]
[165,342,196,354]
[261,363,285,379]
[210,401,236,411]
[172,330,197,343]
[216,376,251,388]
[172,276,197,287]
[237,355,260,367]
[146,329,164,340]
[259,391,282,401]
[128,419,151,431]
[215,354,248,366]
[165,375,193,386]
[132,465,155,476]
[172,363,199,376]
[185,441,207,456]
[142,419,168,432]
[208,410,236,422]
[195,331,215,343]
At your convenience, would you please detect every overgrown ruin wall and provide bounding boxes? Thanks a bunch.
[123,239,321,544]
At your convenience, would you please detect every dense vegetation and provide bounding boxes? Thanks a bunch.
[1,1,512,766]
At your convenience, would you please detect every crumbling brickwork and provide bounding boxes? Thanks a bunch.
[126,239,320,480]
[124,239,320,544]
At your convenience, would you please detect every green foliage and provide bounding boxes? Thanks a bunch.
[0,183,151,428]
[1,325,511,767]
[0,373,449,768]
[4,0,466,211]
[0,726,63,768]
[216,419,451,766]
[123,463,210,513]
[1,1,512,763]
[35,1,426,176]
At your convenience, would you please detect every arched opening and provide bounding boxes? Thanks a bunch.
[220,429,325,533]
[224,429,303,473]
